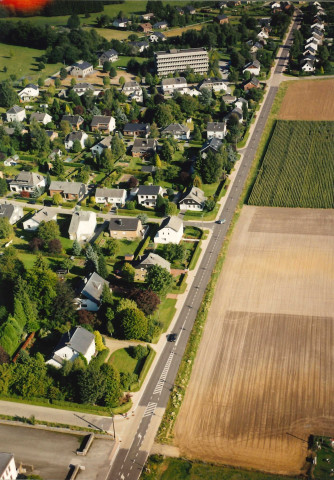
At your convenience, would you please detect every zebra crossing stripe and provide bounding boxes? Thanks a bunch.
[143,402,157,417]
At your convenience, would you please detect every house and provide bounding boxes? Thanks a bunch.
[4,154,19,167]
[257,28,269,40]
[207,122,227,139]
[301,60,315,72]
[161,77,187,94]
[303,46,317,56]
[72,82,95,96]
[95,187,126,206]
[23,208,57,231]
[0,452,17,480]
[9,171,45,195]
[113,17,131,28]
[128,88,143,103]
[48,148,62,161]
[162,123,190,140]
[136,252,171,280]
[198,77,228,93]
[138,23,152,33]
[201,138,223,158]
[179,186,206,211]
[98,49,118,66]
[142,12,154,21]
[91,135,112,156]
[18,84,39,102]
[129,41,149,53]
[141,165,156,174]
[0,203,24,224]
[109,217,143,240]
[312,22,325,32]
[123,81,141,94]
[175,6,184,15]
[214,14,229,24]
[270,1,281,8]
[78,272,110,311]
[46,130,58,141]
[243,76,260,91]
[6,105,26,123]
[68,210,96,241]
[132,138,157,158]
[90,115,115,133]
[154,216,183,244]
[250,42,264,54]
[153,21,168,29]
[149,32,167,42]
[30,112,52,125]
[305,41,318,52]
[46,326,96,368]
[222,94,237,104]
[49,181,87,201]
[307,34,322,45]
[137,185,165,207]
[243,59,261,76]
[70,61,93,78]
[123,123,150,137]
[64,131,88,150]
[185,5,196,14]
[181,87,201,97]
[61,115,84,130]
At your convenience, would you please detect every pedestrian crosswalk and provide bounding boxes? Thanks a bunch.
[153,352,174,395]
[143,402,157,418]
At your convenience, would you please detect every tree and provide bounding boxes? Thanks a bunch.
[94,330,106,352]
[137,214,148,225]
[164,201,178,216]
[119,76,125,87]
[48,238,62,254]
[50,281,76,329]
[154,104,174,128]
[100,363,121,407]
[60,120,71,136]
[55,78,61,88]
[98,255,108,279]
[85,244,99,274]
[52,155,64,178]
[128,176,139,188]
[67,13,80,29]
[120,307,148,340]
[103,76,110,87]
[129,288,160,315]
[199,88,213,107]
[122,263,135,282]
[0,218,13,239]
[72,139,82,153]
[162,243,187,263]
[149,122,159,139]
[146,265,173,296]
[161,142,173,163]
[201,149,222,184]
[72,239,82,256]
[38,62,45,71]
[30,122,50,154]
[193,124,202,142]
[193,175,202,188]
[109,66,117,78]
[204,196,216,212]
[78,364,105,404]
[0,178,7,197]
[38,220,60,245]
[53,192,63,206]
[0,81,19,108]
[105,238,120,257]
[59,68,67,80]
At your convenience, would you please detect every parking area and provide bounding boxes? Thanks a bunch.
[0,423,114,480]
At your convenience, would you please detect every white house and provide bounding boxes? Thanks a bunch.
[122,81,140,94]
[198,78,229,93]
[70,61,93,78]
[161,77,187,94]
[235,97,248,111]
[243,60,261,76]
[305,41,318,52]
[91,135,112,156]
[154,216,183,244]
[137,185,165,207]
[9,171,46,194]
[311,22,325,31]
[76,272,110,311]
[136,252,171,280]
[72,82,95,96]
[68,210,96,242]
[227,106,243,123]
[46,326,96,368]
[0,203,24,224]
[65,131,88,151]
[18,84,39,102]
[30,112,52,125]
[95,188,126,206]
[4,154,19,167]
[113,17,130,28]
[301,60,315,72]
[207,122,227,140]
[257,29,269,40]
[162,123,190,140]
[98,49,119,66]
[179,186,206,212]
[149,32,167,42]
[23,208,57,231]
[128,88,143,103]
[129,41,149,53]
[6,105,26,123]
[0,453,17,480]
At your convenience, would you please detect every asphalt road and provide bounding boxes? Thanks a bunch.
[107,16,299,480]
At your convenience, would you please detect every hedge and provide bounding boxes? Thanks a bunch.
[130,346,156,392]
[188,240,202,271]
[90,348,110,368]
[135,235,150,260]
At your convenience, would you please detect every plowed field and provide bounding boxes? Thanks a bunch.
[175,206,334,476]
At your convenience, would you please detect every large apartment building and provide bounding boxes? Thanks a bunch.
[155,48,209,76]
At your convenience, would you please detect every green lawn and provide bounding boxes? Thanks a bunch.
[202,182,220,198]
[113,56,146,69]
[141,456,299,480]
[108,347,145,375]
[155,297,177,335]
[0,43,62,82]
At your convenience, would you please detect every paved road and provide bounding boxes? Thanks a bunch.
[107,14,299,480]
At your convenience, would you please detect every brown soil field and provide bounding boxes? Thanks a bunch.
[175,206,334,476]
[279,79,334,120]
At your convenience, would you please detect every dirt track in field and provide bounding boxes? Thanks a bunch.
[279,79,334,120]
[175,206,334,475]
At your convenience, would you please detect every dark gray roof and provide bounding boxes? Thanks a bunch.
[96,187,126,198]
[65,131,86,142]
[7,105,24,114]
[50,180,85,195]
[26,83,38,90]
[162,123,189,135]
[29,208,56,224]
[0,204,14,220]
[82,272,109,303]
[132,138,156,152]
[154,21,168,27]
[141,165,156,173]
[109,217,140,231]
[54,326,95,357]
[137,185,161,196]
[217,14,228,20]
[207,122,226,132]
[30,112,50,122]
[180,186,206,204]
[201,137,223,153]
[61,115,84,125]
[246,77,260,87]
[91,115,113,127]
[244,59,260,69]
[129,41,149,48]
[162,77,187,86]
[153,32,166,39]
[11,171,44,187]
[0,453,14,475]
[124,123,150,132]
[72,61,92,70]
[73,82,94,90]
[100,49,118,58]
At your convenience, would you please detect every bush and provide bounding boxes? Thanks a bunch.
[90,348,110,368]
[129,345,148,360]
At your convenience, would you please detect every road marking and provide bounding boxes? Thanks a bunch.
[153,351,174,394]
[143,402,157,417]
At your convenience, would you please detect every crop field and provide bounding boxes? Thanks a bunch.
[175,206,334,476]
[279,79,334,120]
[248,120,334,208]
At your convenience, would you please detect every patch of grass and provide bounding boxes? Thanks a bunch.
[188,241,201,271]
[109,347,143,375]
[155,297,177,335]
[0,43,62,82]
[83,27,132,41]
[113,56,146,68]
[183,226,202,239]
[141,456,299,480]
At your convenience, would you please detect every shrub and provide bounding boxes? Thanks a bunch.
[129,345,148,360]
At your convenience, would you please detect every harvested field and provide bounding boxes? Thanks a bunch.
[175,206,334,476]
[279,79,334,120]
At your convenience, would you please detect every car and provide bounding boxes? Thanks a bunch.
[216,218,226,224]
[167,333,177,342]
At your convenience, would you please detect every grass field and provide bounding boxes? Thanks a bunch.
[0,43,62,81]
[109,347,144,375]
[279,79,334,121]
[248,120,334,208]
[175,206,334,476]
[141,456,299,480]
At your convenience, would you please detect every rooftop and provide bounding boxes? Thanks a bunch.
[162,77,187,86]
[54,326,95,357]
[138,252,171,270]
[82,271,109,303]
[159,215,183,232]
[109,217,140,231]
[68,210,96,235]
[96,187,125,198]
[49,180,84,195]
